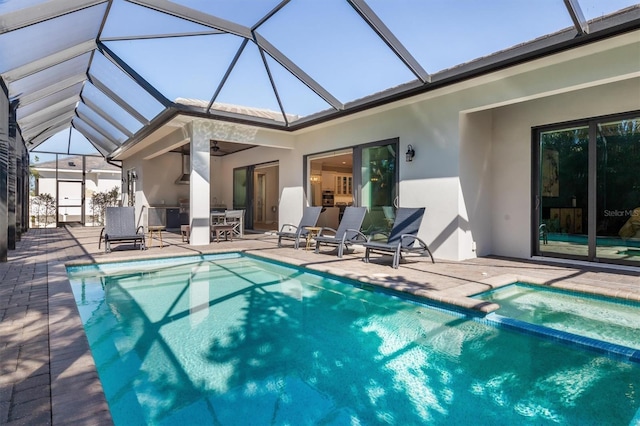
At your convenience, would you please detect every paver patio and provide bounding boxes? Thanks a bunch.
[1,226,638,425]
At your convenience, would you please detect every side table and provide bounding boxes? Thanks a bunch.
[148,225,165,248]
[304,226,322,251]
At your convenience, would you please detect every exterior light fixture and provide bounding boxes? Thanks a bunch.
[406,144,415,162]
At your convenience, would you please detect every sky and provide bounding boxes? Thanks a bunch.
[26,0,639,163]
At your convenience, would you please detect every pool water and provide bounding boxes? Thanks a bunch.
[473,283,640,351]
[68,254,640,425]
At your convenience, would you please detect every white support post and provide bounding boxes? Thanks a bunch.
[189,121,211,245]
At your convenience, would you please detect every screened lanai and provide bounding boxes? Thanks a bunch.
[1,0,640,261]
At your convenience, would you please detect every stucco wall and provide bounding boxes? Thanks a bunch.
[489,77,640,259]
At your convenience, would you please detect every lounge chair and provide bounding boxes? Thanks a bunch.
[98,207,146,253]
[277,206,322,249]
[362,207,434,268]
[314,206,368,257]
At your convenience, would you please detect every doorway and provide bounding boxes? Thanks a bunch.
[533,113,640,266]
[307,149,353,230]
[358,139,399,237]
[57,180,84,226]
[305,138,399,236]
[233,162,279,231]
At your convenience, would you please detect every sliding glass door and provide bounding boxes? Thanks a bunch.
[304,138,399,238]
[534,113,640,265]
[595,119,640,263]
[356,139,398,237]
[537,125,589,258]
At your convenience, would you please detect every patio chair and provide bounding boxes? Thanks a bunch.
[224,209,245,237]
[98,207,146,253]
[314,206,368,257]
[277,206,322,249]
[362,207,434,268]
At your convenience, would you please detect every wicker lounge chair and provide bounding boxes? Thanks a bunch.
[99,206,146,253]
[277,206,322,249]
[314,206,368,257]
[362,207,434,268]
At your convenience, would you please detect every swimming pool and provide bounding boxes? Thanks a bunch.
[473,282,640,352]
[68,253,640,425]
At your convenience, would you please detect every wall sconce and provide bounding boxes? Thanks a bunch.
[129,170,138,180]
[406,144,415,162]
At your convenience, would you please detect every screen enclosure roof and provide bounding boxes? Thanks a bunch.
[1,0,639,158]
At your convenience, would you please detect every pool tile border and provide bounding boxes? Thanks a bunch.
[482,312,640,364]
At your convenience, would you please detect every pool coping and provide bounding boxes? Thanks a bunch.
[476,273,640,303]
[49,260,113,425]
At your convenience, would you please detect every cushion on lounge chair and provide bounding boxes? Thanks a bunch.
[362,207,434,268]
[277,206,322,249]
[314,206,368,257]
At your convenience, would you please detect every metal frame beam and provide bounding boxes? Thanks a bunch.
[252,32,343,110]
[1,40,96,83]
[22,110,76,142]
[128,0,342,110]
[72,119,116,155]
[81,96,134,138]
[101,30,223,42]
[20,100,78,133]
[127,0,252,38]
[564,0,589,35]
[87,77,149,125]
[0,0,107,34]
[28,123,72,151]
[207,39,249,111]
[75,110,121,148]
[16,74,86,107]
[96,42,171,109]
[347,0,430,83]
[258,46,289,126]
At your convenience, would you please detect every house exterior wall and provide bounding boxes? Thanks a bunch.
[489,76,640,259]
[282,31,640,261]
[125,30,639,261]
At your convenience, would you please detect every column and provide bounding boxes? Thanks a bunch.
[189,120,211,245]
[0,89,8,262]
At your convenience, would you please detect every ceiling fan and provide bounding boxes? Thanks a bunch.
[211,140,225,155]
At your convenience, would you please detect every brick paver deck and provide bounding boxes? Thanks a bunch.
[1,226,638,425]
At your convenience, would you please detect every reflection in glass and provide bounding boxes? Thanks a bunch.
[538,127,589,258]
[233,167,248,210]
[361,143,397,237]
[596,118,640,263]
